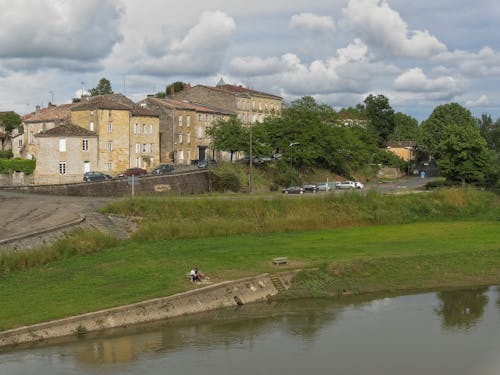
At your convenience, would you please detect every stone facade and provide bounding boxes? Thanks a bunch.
[172,82,282,125]
[139,97,233,164]
[71,95,160,174]
[35,123,98,184]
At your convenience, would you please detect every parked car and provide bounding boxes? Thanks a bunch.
[198,159,217,168]
[282,186,304,194]
[317,182,337,192]
[83,171,112,182]
[354,181,364,189]
[336,181,356,189]
[303,183,319,193]
[118,167,147,178]
[151,164,174,175]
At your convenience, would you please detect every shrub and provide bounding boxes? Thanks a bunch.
[0,150,13,159]
[0,158,36,174]
[219,170,241,192]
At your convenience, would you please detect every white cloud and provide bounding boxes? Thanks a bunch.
[132,10,236,76]
[342,0,446,58]
[434,47,500,77]
[393,68,458,93]
[229,56,283,76]
[465,95,489,107]
[0,0,123,65]
[289,12,335,34]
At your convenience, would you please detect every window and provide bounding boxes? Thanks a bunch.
[143,124,147,134]
[29,131,35,144]
[135,143,140,153]
[178,134,183,143]
[90,122,94,131]
[186,115,190,127]
[178,150,184,161]
[197,127,203,138]
[134,123,139,134]
[187,134,191,144]
[82,139,89,151]
[59,162,67,175]
[135,157,141,168]
[147,143,152,153]
[18,139,23,148]
[142,143,147,153]
[149,124,153,134]
[178,116,183,126]
[59,139,66,152]
[106,161,113,171]
[107,141,112,151]
[108,122,113,133]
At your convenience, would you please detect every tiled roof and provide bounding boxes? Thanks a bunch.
[215,84,283,99]
[37,122,97,137]
[23,104,77,123]
[144,97,234,115]
[73,94,157,117]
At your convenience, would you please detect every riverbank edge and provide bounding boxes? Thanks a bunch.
[0,271,297,349]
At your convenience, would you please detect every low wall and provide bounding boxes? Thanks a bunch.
[0,272,296,349]
[0,170,211,197]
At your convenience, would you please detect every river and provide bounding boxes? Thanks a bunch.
[1,286,499,375]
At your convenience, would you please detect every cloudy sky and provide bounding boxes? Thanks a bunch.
[0,0,499,121]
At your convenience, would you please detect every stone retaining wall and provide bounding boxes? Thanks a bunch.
[0,272,296,349]
[0,170,211,197]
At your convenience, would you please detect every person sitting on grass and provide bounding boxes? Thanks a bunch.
[190,267,203,282]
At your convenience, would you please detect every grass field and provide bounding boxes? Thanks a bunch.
[0,192,500,330]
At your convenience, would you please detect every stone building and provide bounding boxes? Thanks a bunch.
[172,80,283,125]
[71,95,160,174]
[14,103,77,159]
[138,97,233,164]
[386,141,416,162]
[35,122,98,184]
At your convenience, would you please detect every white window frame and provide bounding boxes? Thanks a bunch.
[90,122,94,131]
[59,139,66,152]
[135,143,140,153]
[134,123,139,134]
[108,122,113,133]
[59,162,67,175]
[186,115,190,127]
[178,115,183,126]
[107,141,112,151]
[82,139,89,151]
[106,161,113,171]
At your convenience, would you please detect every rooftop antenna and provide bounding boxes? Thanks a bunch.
[80,81,85,98]
[123,75,126,96]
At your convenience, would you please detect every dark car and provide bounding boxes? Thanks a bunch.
[282,186,304,194]
[303,184,319,193]
[118,167,147,178]
[83,171,112,182]
[151,164,174,175]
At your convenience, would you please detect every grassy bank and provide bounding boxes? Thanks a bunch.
[0,188,498,331]
[0,220,499,331]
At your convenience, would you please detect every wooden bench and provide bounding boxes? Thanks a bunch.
[272,257,288,265]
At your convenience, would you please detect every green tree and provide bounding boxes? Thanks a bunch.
[390,112,419,142]
[0,111,22,133]
[363,94,395,146]
[89,78,113,96]
[206,116,247,161]
[477,113,500,153]
[419,103,475,157]
[166,81,186,96]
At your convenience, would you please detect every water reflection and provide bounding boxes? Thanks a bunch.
[74,300,337,366]
[434,287,489,330]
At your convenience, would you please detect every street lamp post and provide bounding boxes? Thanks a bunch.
[289,142,299,186]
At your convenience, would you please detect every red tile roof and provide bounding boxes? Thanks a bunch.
[23,104,77,123]
[145,97,234,114]
[36,122,97,137]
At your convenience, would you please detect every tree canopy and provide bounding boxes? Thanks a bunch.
[89,78,113,96]
[206,116,247,161]
[0,111,22,133]
[363,94,395,146]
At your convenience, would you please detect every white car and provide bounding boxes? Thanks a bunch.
[336,181,356,189]
[355,181,364,189]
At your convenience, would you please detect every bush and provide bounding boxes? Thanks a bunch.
[0,158,36,174]
[0,150,13,159]
[219,170,241,192]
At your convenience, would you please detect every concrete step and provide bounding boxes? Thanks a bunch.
[85,212,129,240]
[269,274,286,293]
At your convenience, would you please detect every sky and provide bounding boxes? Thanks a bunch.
[0,0,499,122]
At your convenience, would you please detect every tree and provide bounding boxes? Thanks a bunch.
[390,112,419,142]
[89,78,113,96]
[0,111,22,132]
[363,94,395,146]
[477,113,500,153]
[206,116,247,161]
[166,81,186,97]
[421,103,495,186]
[419,103,475,157]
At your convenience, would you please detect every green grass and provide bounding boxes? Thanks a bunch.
[0,220,499,331]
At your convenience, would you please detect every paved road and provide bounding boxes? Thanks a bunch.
[0,191,114,240]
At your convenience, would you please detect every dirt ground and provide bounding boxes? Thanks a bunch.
[0,191,115,241]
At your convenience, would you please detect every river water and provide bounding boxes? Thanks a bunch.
[1,286,499,375]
